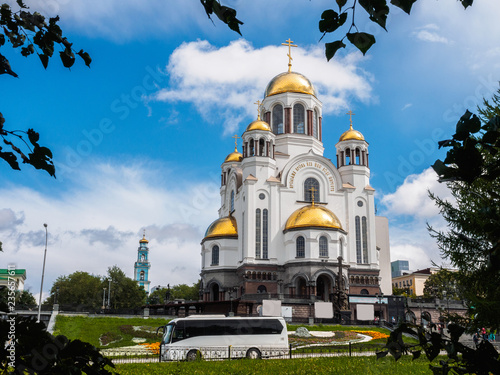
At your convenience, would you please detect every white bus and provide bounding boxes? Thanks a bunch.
[157,315,289,361]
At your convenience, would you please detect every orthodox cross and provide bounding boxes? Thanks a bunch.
[281,38,298,73]
[254,100,262,119]
[346,110,355,129]
[309,186,317,206]
[232,134,240,151]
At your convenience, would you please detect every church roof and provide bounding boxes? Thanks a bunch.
[285,204,343,232]
[246,119,271,132]
[204,216,238,241]
[139,234,149,244]
[224,147,243,163]
[265,71,317,98]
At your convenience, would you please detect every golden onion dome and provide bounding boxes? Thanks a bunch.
[265,71,317,98]
[285,205,343,231]
[339,123,365,142]
[204,216,238,240]
[246,118,271,132]
[224,147,243,163]
[139,234,149,244]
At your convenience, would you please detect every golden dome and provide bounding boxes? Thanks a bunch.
[339,125,365,142]
[224,147,243,163]
[139,235,149,244]
[265,71,317,98]
[246,119,271,132]
[204,216,238,240]
[285,205,343,231]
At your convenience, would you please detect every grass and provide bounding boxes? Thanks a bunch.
[54,315,170,348]
[113,356,435,374]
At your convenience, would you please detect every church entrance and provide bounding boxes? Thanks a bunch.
[210,283,219,301]
[296,277,307,298]
[316,274,332,302]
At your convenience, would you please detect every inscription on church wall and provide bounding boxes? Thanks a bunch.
[289,161,335,192]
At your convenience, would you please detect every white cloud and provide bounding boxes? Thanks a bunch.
[0,159,220,297]
[413,30,449,44]
[149,39,374,134]
[401,103,412,111]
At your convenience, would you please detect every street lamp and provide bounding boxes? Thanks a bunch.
[375,293,384,324]
[37,223,48,323]
[102,288,107,310]
[55,286,59,305]
[107,278,112,309]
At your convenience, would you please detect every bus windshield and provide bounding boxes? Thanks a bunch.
[163,324,174,344]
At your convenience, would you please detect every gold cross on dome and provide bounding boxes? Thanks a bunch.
[254,100,262,119]
[232,134,240,150]
[281,38,298,73]
[346,110,355,129]
[309,186,317,206]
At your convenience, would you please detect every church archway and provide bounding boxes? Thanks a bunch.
[296,277,307,297]
[316,274,333,302]
[210,283,220,301]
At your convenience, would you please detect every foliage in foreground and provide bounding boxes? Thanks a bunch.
[377,322,500,375]
[115,355,434,375]
[0,317,114,374]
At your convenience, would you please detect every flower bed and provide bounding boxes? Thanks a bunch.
[353,330,389,340]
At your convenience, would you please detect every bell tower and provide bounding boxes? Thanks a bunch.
[134,232,151,294]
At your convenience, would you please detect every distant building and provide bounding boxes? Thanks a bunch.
[392,267,438,296]
[134,234,151,294]
[391,260,409,278]
[0,269,26,291]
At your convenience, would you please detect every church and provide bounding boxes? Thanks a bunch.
[199,41,392,318]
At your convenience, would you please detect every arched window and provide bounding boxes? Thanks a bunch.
[360,289,369,295]
[263,209,268,259]
[140,271,145,281]
[345,148,351,165]
[259,138,265,156]
[211,245,219,265]
[355,216,362,264]
[293,103,305,134]
[362,216,368,263]
[230,190,235,212]
[255,209,261,259]
[257,285,267,293]
[249,139,255,156]
[304,178,320,202]
[272,104,283,134]
[296,236,305,258]
[313,108,318,139]
[319,236,328,257]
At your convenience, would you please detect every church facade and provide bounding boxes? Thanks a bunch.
[200,50,392,314]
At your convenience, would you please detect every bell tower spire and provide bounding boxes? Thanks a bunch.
[134,231,151,294]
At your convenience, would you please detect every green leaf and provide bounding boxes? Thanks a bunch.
[59,49,75,68]
[39,53,49,69]
[27,128,39,145]
[390,0,417,14]
[325,40,346,61]
[460,0,473,9]
[359,0,390,30]
[0,148,21,170]
[347,32,376,55]
[376,350,388,359]
[336,0,348,9]
[77,49,92,67]
[319,9,348,37]
[16,0,28,8]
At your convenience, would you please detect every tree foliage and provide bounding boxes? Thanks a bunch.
[202,0,475,60]
[0,317,114,374]
[148,280,200,304]
[1,1,91,177]
[423,269,461,300]
[0,287,36,311]
[429,88,500,329]
[106,265,147,309]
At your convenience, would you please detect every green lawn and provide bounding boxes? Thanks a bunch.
[54,315,170,348]
[114,356,435,374]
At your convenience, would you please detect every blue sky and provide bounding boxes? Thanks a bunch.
[1,0,499,301]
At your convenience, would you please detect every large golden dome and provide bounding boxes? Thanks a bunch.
[224,147,243,163]
[204,216,238,240]
[139,234,149,243]
[285,205,343,231]
[265,71,317,98]
[246,119,271,132]
[339,122,364,142]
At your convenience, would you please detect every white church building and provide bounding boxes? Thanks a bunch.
[199,44,392,318]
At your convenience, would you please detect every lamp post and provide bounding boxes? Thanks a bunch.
[375,293,384,324]
[102,288,107,310]
[107,278,112,309]
[37,223,48,323]
[55,286,59,305]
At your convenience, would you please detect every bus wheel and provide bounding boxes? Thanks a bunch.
[246,348,261,359]
[186,350,201,362]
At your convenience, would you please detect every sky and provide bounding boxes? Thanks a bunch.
[1,0,499,302]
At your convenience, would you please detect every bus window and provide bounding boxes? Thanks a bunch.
[172,325,185,343]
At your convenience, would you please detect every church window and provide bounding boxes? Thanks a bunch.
[304,178,320,202]
[355,216,362,263]
[259,138,265,156]
[362,216,368,263]
[293,103,305,134]
[249,139,255,156]
[319,236,328,257]
[212,245,219,266]
[360,289,369,295]
[230,190,235,212]
[259,193,265,200]
[140,271,145,281]
[345,148,351,165]
[296,236,305,258]
[263,209,268,259]
[313,108,318,139]
[272,104,284,134]
[257,285,267,293]
[255,209,261,259]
